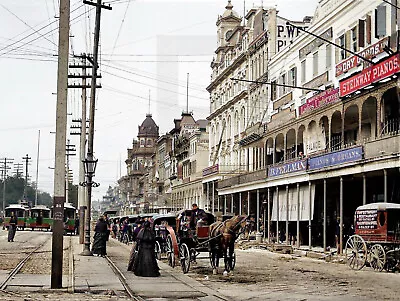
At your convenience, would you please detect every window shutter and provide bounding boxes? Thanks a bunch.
[335,38,340,64]
[345,31,351,58]
[358,19,365,48]
[375,6,387,38]
[366,15,372,44]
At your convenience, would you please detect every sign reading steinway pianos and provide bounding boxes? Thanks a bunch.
[340,54,400,97]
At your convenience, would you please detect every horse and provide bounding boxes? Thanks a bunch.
[208,215,248,275]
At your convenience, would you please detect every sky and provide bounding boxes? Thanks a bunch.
[0,0,317,203]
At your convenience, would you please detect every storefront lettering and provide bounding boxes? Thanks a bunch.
[268,159,307,177]
[308,146,363,170]
[340,54,400,97]
[299,88,340,115]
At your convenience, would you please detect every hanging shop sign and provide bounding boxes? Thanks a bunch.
[268,159,308,177]
[340,54,400,97]
[202,164,219,177]
[299,88,340,115]
[335,37,389,77]
[308,146,363,170]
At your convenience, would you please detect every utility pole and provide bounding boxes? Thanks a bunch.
[22,154,32,201]
[13,163,23,177]
[69,54,93,244]
[66,140,76,205]
[51,0,70,290]
[0,158,13,217]
[81,0,112,256]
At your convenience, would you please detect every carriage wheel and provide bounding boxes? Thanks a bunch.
[345,235,367,270]
[180,243,190,274]
[384,250,398,272]
[370,244,386,272]
[155,241,161,260]
[166,235,175,268]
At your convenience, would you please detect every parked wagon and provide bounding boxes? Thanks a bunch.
[345,202,400,272]
[27,205,51,231]
[4,204,28,230]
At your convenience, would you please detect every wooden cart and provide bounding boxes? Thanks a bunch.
[345,202,400,271]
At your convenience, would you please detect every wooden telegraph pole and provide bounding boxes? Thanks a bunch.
[81,0,111,256]
[51,0,70,289]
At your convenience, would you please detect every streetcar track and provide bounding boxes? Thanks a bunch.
[104,255,145,301]
[0,236,52,290]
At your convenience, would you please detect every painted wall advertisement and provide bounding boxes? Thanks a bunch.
[308,146,363,170]
[340,54,400,97]
[299,88,340,115]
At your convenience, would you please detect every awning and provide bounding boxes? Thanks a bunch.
[271,184,315,221]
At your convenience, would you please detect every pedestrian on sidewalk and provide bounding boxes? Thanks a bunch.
[8,213,17,242]
[92,215,108,256]
[132,221,160,277]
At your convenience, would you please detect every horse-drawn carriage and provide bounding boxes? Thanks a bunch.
[152,213,177,261]
[345,202,400,271]
[165,209,248,274]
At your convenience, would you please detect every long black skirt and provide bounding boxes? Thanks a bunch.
[8,226,16,242]
[92,232,108,256]
[133,242,160,277]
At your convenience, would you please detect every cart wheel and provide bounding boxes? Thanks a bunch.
[384,250,397,272]
[166,235,175,268]
[345,234,367,270]
[155,241,161,260]
[370,244,386,272]
[180,243,190,274]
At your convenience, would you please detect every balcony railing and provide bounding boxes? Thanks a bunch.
[381,118,400,136]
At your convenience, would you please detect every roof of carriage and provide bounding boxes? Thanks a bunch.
[5,204,28,210]
[31,205,50,211]
[356,202,400,211]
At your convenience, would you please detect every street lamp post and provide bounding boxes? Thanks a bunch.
[80,155,99,255]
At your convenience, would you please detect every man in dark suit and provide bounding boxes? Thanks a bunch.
[190,203,207,229]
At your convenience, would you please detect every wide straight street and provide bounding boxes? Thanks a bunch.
[1,230,399,300]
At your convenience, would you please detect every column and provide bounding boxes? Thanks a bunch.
[296,183,300,248]
[340,176,343,255]
[231,193,234,214]
[267,188,271,243]
[218,195,220,213]
[384,169,387,203]
[212,181,215,214]
[276,186,279,243]
[363,173,366,205]
[224,195,227,215]
[256,189,260,233]
[207,182,210,211]
[239,192,242,215]
[247,191,250,216]
[273,139,276,163]
[286,185,289,245]
[308,181,312,250]
[323,179,327,251]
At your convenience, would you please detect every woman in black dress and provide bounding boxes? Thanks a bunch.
[133,221,160,277]
[92,215,109,256]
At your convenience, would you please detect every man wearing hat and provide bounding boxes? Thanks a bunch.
[190,203,207,229]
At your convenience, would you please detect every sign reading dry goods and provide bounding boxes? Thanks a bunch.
[336,37,389,77]
[299,88,340,115]
[355,209,377,230]
[340,54,400,97]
